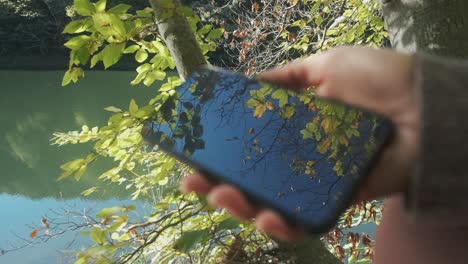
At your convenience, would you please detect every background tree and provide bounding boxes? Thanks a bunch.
[48,0,390,263]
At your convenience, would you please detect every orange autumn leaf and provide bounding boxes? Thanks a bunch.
[30,229,38,239]
[128,228,137,237]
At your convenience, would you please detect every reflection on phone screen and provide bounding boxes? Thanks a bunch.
[142,67,392,231]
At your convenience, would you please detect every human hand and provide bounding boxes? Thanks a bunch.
[181,46,420,240]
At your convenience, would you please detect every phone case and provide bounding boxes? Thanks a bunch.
[141,65,394,234]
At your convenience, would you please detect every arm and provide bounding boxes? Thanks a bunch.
[407,54,468,222]
[181,47,468,240]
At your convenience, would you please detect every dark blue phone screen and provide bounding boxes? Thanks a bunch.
[142,67,392,231]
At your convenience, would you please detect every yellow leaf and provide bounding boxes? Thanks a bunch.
[338,135,349,146]
[254,104,267,119]
[321,118,331,132]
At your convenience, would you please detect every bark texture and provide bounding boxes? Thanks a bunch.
[148,0,207,80]
[382,0,468,58]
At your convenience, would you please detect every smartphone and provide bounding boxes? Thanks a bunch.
[141,66,394,234]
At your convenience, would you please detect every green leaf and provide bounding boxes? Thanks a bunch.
[95,257,111,264]
[134,105,156,119]
[173,229,209,253]
[333,160,343,176]
[206,28,224,41]
[158,177,169,185]
[245,98,259,108]
[108,215,128,232]
[93,13,126,39]
[95,0,107,13]
[74,164,87,181]
[280,106,295,119]
[152,41,167,55]
[167,57,176,69]
[129,99,139,115]
[176,6,194,17]
[96,205,136,218]
[143,70,166,86]
[111,232,131,242]
[101,43,125,69]
[123,45,140,54]
[157,0,175,8]
[206,42,216,52]
[135,48,149,63]
[108,4,131,15]
[315,14,323,26]
[90,52,103,68]
[62,67,85,86]
[159,77,181,92]
[90,227,107,245]
[355,259,372,264]
[64,35,91,50]
[81,187,97,196]
[197,25,212,35]
[75,256,89,264]
[75,46,91,65]
[60,159,85,170]
[131,71,149,85]
[259,85,273,97]
[63,18,92,34]
[104,106,123,113]
[136,8,153,18]
[62,70,73,86]
[271,89,289,107]
[136,63,152,73]
[218,218,240,230]
[74,0,96,16]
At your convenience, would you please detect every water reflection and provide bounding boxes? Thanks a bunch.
[0,71,157,199]
[0,70,159,263]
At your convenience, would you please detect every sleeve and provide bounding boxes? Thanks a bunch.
[406,53,468,223]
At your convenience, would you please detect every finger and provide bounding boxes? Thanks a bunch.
[256,210,304,241]
[356,128,414,201]
[181,173,215,195]
[257,54,327,90]
[207,185,258,219]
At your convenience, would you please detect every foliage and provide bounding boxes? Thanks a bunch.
[48,0,388,263]
[220,0,388,74]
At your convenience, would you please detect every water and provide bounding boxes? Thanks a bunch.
[0,70,158,264]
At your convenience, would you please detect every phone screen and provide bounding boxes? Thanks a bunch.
[142,66,393,232]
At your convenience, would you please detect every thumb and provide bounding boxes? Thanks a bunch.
[257,53,328,90]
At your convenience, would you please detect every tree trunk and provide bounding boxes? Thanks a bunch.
[381,0,468,58]
[277,238,342,264]
[148,0,207,80]
[147,1,341,263]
